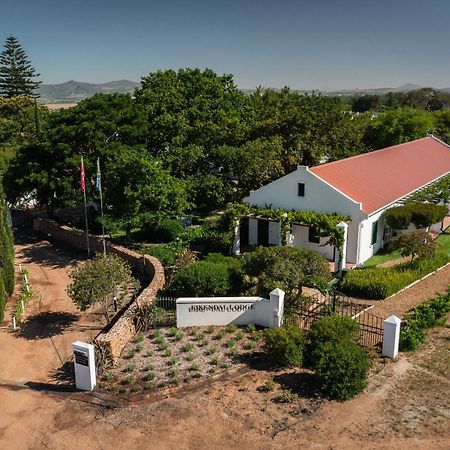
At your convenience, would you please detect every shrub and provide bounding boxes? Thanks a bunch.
[242,246,330,307]
[140,218,184,243]
[225,323,237,333]
[340,251,449,299]
[263,325,305,367]
[385,206,412,229]
[408,202,448,228]
[385,202,447,229]
[145,244,177,267]
[391,230,437,260]
[182,343,194,352]
[309,315,360,349]
[0,274,6,322]
[400,290,450,351]
[168,260,241,297]
[312,340,370,400]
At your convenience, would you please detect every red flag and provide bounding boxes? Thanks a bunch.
[80,157,86,192]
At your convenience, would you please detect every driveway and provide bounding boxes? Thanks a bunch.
[0,232,101,384]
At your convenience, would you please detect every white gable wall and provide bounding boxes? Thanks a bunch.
[245,166,364,264]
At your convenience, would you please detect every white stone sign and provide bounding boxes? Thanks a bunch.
[73,341,96,391]
[176,288,284,328]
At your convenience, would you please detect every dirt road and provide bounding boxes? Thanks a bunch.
[0,233,100,384]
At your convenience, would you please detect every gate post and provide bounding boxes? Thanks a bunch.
[73,341,96,391]
[382,315,401,359]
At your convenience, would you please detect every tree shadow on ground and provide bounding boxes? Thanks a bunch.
[15,230,87,270]
[17,311,80,340]
[48,360,76,387]
[272,371,321,400]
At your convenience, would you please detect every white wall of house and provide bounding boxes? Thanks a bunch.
[268,220,281,245]
[244,166,364,264]
[291,224,335,260]
[358,209,386,264]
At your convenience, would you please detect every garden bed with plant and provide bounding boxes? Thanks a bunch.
[98,323,265,394]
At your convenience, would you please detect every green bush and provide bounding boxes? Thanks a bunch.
[168,260,242,297]
[408,202,448,228]
[0,273,5,322]
[140,218,184,243]
[340,251,449,299]
[309,315,360,349]
[399,290,450,351]
[145,245,177,267]
[385,206,412,229]
[385,202,447,230]
[263,325,305,367]
[312,340,370,400]
[192,226,233,254]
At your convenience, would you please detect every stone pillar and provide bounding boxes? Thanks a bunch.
[269,288,285,328]
[334,221,348,276]
[231,220,240,255]
[73,341,96,391]
[382,315,401,359]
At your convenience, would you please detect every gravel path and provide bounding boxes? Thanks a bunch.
[369,264,450,318]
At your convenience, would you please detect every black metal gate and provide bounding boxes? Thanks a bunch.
[133,297,177,331]
[286,291,384,351]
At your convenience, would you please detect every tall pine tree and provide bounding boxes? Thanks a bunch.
[0,35,40,98]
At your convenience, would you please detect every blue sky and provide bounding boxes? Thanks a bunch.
[1,0,449,90]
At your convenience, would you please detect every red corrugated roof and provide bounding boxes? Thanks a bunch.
[309,136,450,214]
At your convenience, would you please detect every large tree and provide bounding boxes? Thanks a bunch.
[363,107,434,150]
[0,35,40,98]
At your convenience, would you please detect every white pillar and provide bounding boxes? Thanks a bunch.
[382,315,401,359]
[334,221,348,276]
[269,288,285,328]
[231,220,240,255]
[73,341,96,391]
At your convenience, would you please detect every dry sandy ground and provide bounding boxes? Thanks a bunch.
[1,323,448,450]
[0,233,448,449]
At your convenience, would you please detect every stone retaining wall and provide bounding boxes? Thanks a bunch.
[33,218,165,363]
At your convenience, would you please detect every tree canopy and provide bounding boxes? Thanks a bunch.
[0,35,40,98]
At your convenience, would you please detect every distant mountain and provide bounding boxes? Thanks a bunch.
[38,80,140,104]
[241,83,438,97]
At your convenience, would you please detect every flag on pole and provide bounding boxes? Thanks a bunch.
[80,157,86,192]
[96,158,102,192]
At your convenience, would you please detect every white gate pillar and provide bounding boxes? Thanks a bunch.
[334,221,348,276]
[382,315,401,359]
[269,288,285,327]
[73,341,96,391]
[231,220,241,255]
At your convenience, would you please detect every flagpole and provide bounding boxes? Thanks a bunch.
[97,158,106,255]
[81,156,90,257]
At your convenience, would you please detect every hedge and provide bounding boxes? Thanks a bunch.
[340,250,449,299]
[385,202,448,230]
[400,289,450,351]
[167,260,242,297]
[140,218,184,243]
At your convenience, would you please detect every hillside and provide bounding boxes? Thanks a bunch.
[38,80,140,103]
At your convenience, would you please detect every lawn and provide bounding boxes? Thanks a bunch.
[364,228,450,268]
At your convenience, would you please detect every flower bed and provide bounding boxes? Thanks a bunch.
[98,324,264,394]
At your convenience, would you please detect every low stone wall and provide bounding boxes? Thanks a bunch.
[33,218,165,363]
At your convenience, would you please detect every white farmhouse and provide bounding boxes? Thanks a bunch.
[242,136,450,268]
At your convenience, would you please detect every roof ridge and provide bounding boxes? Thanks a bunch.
[310,136,435,171]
